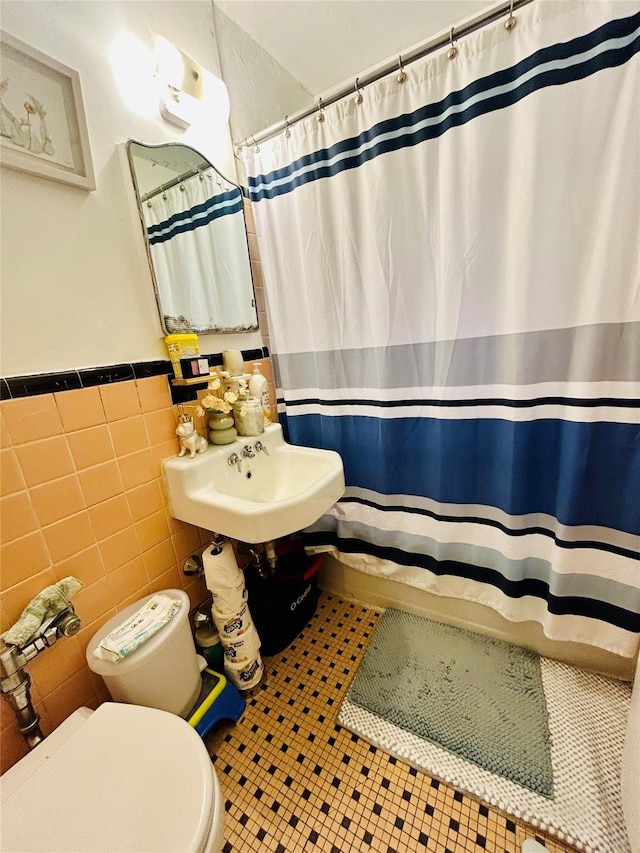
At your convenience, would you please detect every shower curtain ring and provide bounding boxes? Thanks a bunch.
[251,136,260,153]
[317,97,325,123]
[447,27,458,60]
[397,55,407,84]
[283,115,291,138]
[505,0,517,30]
[354,78,363,105]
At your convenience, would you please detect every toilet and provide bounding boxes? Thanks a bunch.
[0,702,225,852]
[1,589,226,852]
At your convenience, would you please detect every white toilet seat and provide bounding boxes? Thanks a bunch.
[0,703,225,853]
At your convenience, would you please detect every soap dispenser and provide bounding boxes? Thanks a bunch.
[248,363,271,424]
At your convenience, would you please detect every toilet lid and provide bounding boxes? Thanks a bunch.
[1,703,216,852]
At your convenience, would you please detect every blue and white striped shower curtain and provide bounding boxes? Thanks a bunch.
[143,173,255,331]
[244,1,640,657]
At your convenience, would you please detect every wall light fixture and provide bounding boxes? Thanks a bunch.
[154,36,230,131]
[155,36,205,129]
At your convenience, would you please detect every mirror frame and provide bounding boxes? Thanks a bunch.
[126,140,259,335]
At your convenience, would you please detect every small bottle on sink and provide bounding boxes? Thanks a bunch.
[248,363,271,425]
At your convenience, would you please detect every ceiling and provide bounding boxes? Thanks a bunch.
[215,0,490,95]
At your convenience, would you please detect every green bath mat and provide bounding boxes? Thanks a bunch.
[346,609,554,797]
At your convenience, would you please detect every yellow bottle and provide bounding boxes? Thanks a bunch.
[165,334,199,378]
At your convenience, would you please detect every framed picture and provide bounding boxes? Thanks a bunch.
[0,31,96,190]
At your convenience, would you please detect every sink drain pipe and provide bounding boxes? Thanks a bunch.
[264,541,277,572]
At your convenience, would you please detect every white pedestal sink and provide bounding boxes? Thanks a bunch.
[162,423,345,543]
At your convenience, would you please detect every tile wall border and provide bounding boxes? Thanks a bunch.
[0,348,269,402]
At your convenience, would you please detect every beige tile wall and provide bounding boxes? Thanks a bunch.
[0,198,275,775]
[0,376,212,774]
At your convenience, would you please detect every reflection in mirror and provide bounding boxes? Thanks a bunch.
[127,141,258,334]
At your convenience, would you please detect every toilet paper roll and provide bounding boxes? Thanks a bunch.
[211,599,245,621]
[209,575,246,601]
[224,655,264,690]
[209,575,246,595]
[217,620,256,652]
[212,603,252,638]
[225,654,263,678]
[202,542,244,589]
[221,630,261,662]
[209,582,246,615]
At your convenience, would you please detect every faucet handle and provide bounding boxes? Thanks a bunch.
[228,452,242,473]
[254,440,269,456]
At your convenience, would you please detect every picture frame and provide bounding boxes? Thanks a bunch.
[0,31,96,190]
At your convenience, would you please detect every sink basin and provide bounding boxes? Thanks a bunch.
[162,423,345,543]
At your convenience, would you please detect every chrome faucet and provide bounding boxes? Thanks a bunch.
[242,444,255,458]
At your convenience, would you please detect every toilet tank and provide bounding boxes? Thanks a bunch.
[87,589,201,718]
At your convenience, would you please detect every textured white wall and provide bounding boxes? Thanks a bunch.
[213,4,312,146]
[215,0,488,96]
[0,0,262,378]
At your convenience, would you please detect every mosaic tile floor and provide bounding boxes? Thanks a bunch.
[205,591,578,853]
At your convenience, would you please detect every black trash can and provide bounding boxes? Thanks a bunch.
[245,545,322,656]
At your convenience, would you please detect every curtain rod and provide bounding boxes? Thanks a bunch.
[236,0,534,151]
[140,166,209,203]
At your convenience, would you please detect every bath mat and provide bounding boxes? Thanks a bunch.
[339,611,633,853]
[345,609,553,796]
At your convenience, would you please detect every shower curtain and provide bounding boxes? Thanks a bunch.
[244,1,640,657]
[143,172,254,331]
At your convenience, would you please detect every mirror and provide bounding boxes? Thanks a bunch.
[127,140,258,335]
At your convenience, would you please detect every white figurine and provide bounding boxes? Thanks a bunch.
[176,418,208,458]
